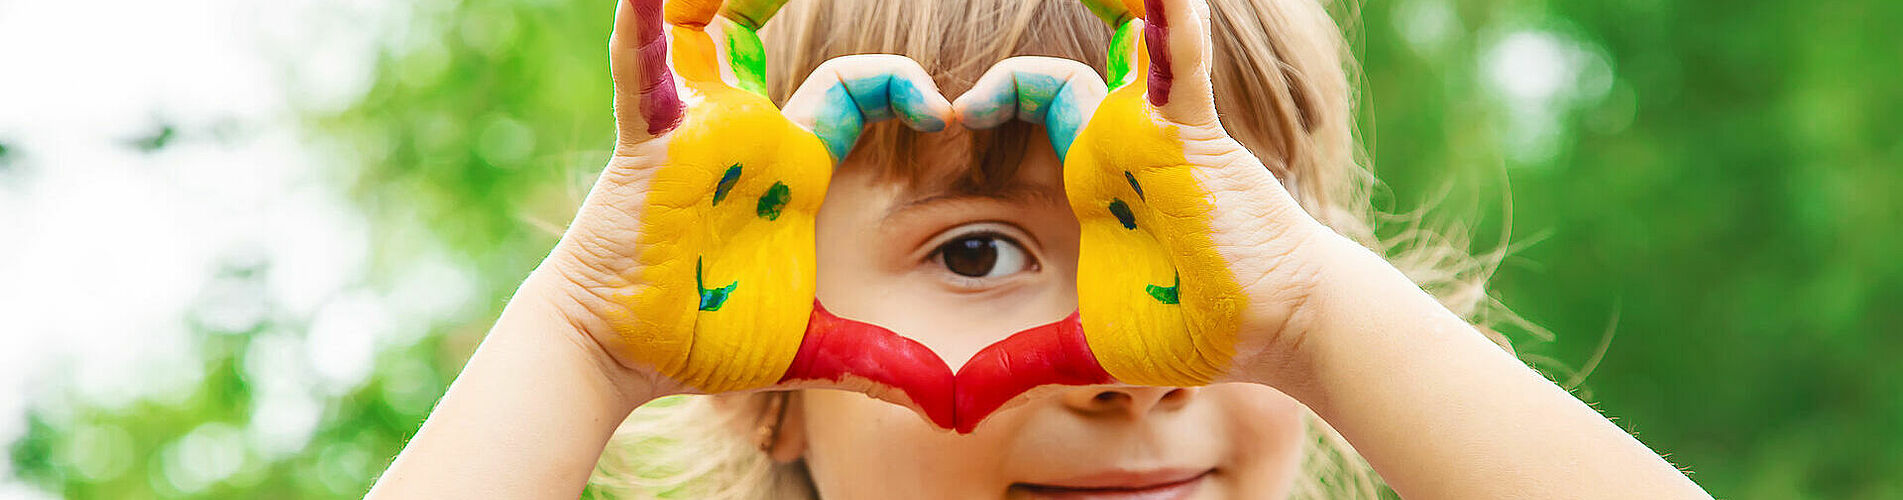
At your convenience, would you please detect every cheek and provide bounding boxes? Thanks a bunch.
[799,389,1006,496]
[1207,384,1309,495]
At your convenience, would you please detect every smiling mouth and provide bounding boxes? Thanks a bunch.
[1013,469,1212,500]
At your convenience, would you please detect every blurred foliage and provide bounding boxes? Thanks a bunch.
[9,0,1900,498]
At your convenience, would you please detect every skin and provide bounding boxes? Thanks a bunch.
[790,127,1308,498]
[368,0,1714,498]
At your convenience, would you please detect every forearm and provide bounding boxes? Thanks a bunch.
[368,273,653,499]
[1281,237,1708,499]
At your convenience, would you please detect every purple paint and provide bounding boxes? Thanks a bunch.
[1143,0,1173,107]
[629,0,683,135]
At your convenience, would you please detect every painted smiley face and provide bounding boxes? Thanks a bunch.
[613,0,1249,433]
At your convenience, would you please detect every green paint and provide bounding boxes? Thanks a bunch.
[722,19,769,97]
[697,257,738,311]
[1146,275,1180,305]
[756,182,790,220]
[1107,20,1141,90]
[1125,171,1144,200]
[721,0,790,29]
[713,164,741,205]
[1080,0,1133,26]
[1109,198,1137,229]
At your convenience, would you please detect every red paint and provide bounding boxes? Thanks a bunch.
[779,302,958,430]
[952,312,1114,433]
[627,0,683,135]
[779,303,1114,433]
[1143,0,1174,107]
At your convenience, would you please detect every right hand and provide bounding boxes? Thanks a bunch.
[533,0,957,422]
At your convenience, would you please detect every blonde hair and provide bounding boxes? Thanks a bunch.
[593,0,1506,497]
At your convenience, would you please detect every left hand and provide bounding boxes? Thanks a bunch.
[954,0,1338,397]
[1064,0,1333,388]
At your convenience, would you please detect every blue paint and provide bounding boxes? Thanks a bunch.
[885,76,947,132]
[956,70,1088,160]
[1045,78,1090,161]
[697,257,738,312]
[1125,171,1144,200]
[812,84,866,161]
[1012,73,1063,124]
[713,164,742,205]
[1109,198,1137,229]
[813,74,948,163]
[964,76,1018,128]
[843,76,895,122]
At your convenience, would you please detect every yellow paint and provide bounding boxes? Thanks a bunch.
[663,0,721,27]
[600,23,834,393]
[1078,0,1146,25]
[1065,38,1244,387]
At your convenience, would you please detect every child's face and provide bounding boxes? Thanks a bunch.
[794,130,1308,498]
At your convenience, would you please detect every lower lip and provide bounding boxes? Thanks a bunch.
[1015,471,1209,500]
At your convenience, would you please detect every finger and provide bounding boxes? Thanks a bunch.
[610,0,683,140]
[778,302,958,431]
[711,0,794,97]
[1105,18,1144,90]
[952,56,1109,162]
[1143,0,1218,125]
[720,0,791,29]
[783,55,954,162]
[952,313,1112,433]
[1077,0,1144,26]
[664,0,720,27]
[1075,0,1145,90]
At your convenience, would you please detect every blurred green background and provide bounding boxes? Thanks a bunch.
[5,0,1899,498]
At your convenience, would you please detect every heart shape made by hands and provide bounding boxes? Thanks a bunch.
[780,302,1111,434]
[619,0,1249,435]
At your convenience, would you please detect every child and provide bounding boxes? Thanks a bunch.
[369,0,1713,498]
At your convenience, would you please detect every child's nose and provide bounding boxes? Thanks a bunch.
[1060,385,1196,419]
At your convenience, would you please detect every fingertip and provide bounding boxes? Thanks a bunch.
[1142,0,1174,108]
[720,0,791,30]
[954,69,1019,130]
[664,0,721,28]
[1142,0,1218,123]
[612,0,683,137]
[888,74,954,133]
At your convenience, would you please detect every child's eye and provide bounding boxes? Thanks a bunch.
[939,233,1029,278]
[927,225,1039,285]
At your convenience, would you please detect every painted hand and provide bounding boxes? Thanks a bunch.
[1062,0,1328,387]
[951,0,1332,423]
[546,0,956,425]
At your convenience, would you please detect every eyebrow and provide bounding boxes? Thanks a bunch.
[881,183,1064,225]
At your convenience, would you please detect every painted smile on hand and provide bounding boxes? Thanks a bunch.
[624,0,1246,433]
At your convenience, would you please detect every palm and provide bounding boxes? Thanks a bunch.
[1062,0,1318,387]
[567,0,832,394]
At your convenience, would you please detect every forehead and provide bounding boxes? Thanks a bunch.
[854,121,1061,198]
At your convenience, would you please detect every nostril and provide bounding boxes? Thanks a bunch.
[1093,391,1127,405]
[1154,387,1195,412]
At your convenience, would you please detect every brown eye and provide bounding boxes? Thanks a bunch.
[937,233,1031,279]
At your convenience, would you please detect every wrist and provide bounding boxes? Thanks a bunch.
[1241,233,1466,401]
[500,268,663,410]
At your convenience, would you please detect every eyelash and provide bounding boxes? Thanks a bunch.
[924,224,1041,290]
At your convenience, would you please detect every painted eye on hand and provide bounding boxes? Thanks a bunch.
[936,231,1035,280]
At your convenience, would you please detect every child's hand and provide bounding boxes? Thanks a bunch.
[1059,0,1331,388]
[956,0,1337,392]
[534,0,955,416]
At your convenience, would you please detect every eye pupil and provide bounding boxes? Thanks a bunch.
[942,236,999,277]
